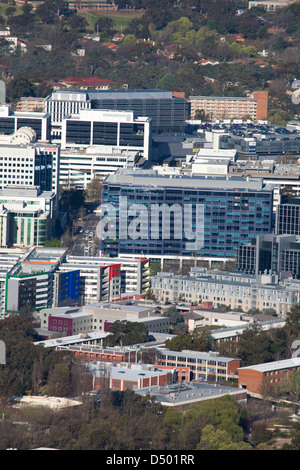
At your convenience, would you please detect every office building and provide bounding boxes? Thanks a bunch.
[238,234,300,279]
[59,146,141,190]
[0,142,60,213]
[156,349,240,383]
[60,108,152,161]
[0,186,56,247]
[45,89,189,134]
[0,104,50,141]
[40,301,170,335]
[5,247,68,314]
[90,363,174,392]
[101,168,274,260]
[276,197,300,236]
[151,267,300,316]
[189,91,268,121]
[135,382,247,408]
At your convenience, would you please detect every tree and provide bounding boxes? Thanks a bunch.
[85,177,102,204]
[156,72,177,91]
[46,363,72,397]
[197,424,251,450]
[94,17,114,34]
[6,77,35,102]
[104,320,148,347]
[236,325,274,366]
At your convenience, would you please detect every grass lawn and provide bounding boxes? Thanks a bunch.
[80,9,144,32]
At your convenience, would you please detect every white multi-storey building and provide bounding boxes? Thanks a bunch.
[151,267,300,316]
[60,109,152,161]
[59,145,140,190]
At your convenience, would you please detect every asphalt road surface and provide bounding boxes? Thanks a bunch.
[70,211,100,256]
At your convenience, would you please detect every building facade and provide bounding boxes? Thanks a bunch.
[59,255,150,302]
[59,146,140,190]
[151,267,300,316]
[40,302,170,335]
[101,168,274,260]
[189,91,268,121]
[157,349,240,382]
[0,186,56,247]
[45,89,189,134]
[60,109,152,161]
[238,357,300,396]
[0,104,50,141]
[238,234,300,278]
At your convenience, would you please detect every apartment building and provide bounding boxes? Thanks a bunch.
[5,247,69,314]
[56,260,122,304]
[189,91,268,121]
[151,267,300,316]
[58,255,150,301]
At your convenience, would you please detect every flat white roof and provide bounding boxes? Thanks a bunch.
[238,357,300,373]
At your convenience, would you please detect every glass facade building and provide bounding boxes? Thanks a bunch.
[100,169,274,259]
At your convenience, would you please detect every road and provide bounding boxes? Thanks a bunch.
[69,211,101,256]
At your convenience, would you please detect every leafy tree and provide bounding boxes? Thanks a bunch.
[156,72,177,91]
[236,325,274,366]
[104,320,148,347]
[6,77,35,102]
[197,424,251,450]
[46,363,72,397]
[94,17,114,34]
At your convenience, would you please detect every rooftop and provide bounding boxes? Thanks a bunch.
[135,381,246,406]
[103,168,272,191]
[238,357,300,373]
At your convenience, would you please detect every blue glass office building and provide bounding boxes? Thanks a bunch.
[100,169,274,259]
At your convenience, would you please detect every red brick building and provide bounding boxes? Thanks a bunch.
[238,357,300,395]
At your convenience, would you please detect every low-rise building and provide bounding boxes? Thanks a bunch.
[183,308,255,332]
[238,357,300,396]
[40,301,170,336]
[156,349,240,383]
[135,382,248,409]
[89,362,174,392]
